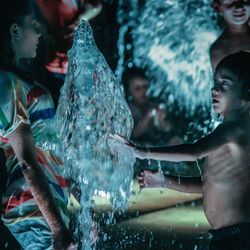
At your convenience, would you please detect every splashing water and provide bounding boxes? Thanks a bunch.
[115,0,222,179]
[56,20,135,249]
[116,0,139,79]
[133,0,221,109]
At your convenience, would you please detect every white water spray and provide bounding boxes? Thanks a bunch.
[133,0,221,109]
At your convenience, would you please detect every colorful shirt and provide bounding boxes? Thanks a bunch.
[0,71,69,227]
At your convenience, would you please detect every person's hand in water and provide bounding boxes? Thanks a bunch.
[138,170,166,188]
[53,227,76,250]
[108,134,146,160]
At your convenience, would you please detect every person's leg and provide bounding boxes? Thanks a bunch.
[7,218,53,250]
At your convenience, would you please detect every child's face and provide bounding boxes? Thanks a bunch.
[15,15,41,59]
[212,67,243,115]
[214,0,250,26]
[129,77,149,105]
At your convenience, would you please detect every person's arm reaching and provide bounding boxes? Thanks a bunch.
[113,122,234,162]
[138,170,203,194]
[7,123,74,250]
[165,175,202,194]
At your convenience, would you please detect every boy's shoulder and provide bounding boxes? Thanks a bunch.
[210,32,226,54]
[210,32,228,69]
[210,38,224,69]
[217,117,250,141]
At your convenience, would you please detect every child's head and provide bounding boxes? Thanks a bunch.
[0,0,41,68]
[212,51,250,115]
[212,0,250,26]
[122,67,150,105]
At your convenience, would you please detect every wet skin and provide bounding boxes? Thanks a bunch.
[202,115,250,229]
[203,67,250,228]
[138,115,250,229]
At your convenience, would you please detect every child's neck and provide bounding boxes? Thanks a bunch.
[225,23,250,36]
[223,105,249,122]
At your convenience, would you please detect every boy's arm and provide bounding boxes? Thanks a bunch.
[139,170,203,194]
[165,175,202,194]
[134,122,235,162]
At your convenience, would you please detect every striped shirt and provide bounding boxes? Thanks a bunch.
[0,71,69,226]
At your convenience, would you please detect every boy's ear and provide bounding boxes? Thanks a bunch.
[9,23,22,40]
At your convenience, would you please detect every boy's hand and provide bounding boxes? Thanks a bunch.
[138,170,166,188]
[108,134,146,159]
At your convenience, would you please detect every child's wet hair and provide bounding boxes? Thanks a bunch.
[215,51,250,101]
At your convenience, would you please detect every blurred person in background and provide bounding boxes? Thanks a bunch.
[122,67,182,174]
[122,67,182,147]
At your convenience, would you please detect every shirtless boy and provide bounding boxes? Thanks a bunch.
[210,0,250,70]
[114,51,250,250]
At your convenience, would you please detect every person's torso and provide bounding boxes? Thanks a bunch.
[202,119,250,229]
